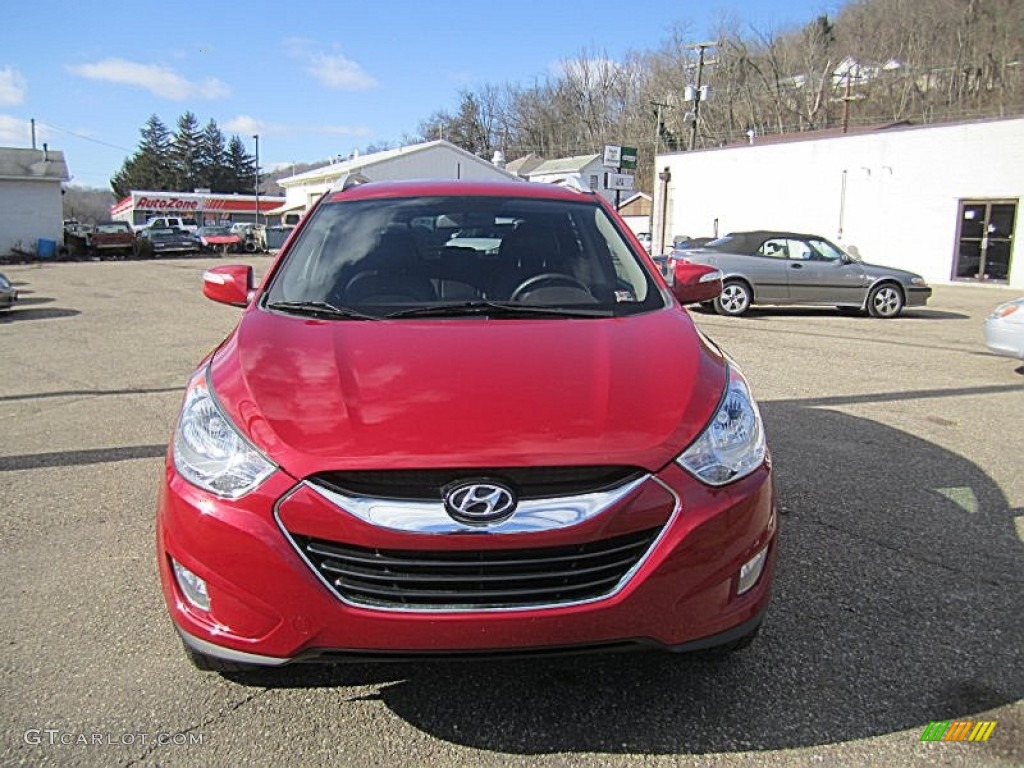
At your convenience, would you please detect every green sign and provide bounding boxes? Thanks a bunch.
[620,146,638,170]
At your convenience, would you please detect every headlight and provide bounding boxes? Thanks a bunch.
[173,370,275,498]
[676,366,766,486]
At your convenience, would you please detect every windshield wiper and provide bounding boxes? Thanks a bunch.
[265,300,380,321]
[385,300,613,319]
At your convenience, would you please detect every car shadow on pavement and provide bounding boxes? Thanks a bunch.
[10,296,54,306]
[227,403,1023,755]
[0,305,79,322]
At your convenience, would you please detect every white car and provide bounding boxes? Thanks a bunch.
[984,297,1024,359]
[135,216,199,235]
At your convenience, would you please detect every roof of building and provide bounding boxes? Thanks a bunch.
[279,139,516,186]
[527,154,602,176]
[618,191,652,207]
[0,147,70,182]
[661,114,1024,157]
[505,153,545,176]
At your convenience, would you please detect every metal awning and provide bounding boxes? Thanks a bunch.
[265,201,305,216]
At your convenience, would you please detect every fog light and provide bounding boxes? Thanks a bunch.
[172,559,210,611]
[737,548,767,595]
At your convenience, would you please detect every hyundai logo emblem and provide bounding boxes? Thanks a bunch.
[443,480,517,525]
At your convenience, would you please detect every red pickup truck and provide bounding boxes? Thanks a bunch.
[87,222,137,258]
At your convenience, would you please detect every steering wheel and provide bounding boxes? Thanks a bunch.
[509,273,590,302]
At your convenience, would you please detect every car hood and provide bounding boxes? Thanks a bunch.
[857,261,925,282]
[208,307,728,479]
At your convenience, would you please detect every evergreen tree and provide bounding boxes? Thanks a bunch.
[225,135,256,194]
[111,114,172,197]
[197,120,228,191]
[170,111,203,191]
[111,114,259,196]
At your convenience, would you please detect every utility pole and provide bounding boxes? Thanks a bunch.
[650,99,673,157]
[252,134,260,227]
[841,71,853,133]
[686,41,718,151]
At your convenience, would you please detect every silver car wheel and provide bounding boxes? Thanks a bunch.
[715,281,751,316]
[868,284,904,318]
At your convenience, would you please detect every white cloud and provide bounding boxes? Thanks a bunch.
[0,66,27,106]
[222,115,371,139]
[0,114,42,143]
[283,39,378,91]
[223,115,284,135]
[308,53,378,91]
[67,58,229,100]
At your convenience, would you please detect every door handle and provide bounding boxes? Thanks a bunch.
[790,263,803,269]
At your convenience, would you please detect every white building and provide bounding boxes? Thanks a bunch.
[617,192,653,238]
[275,140,518,218]
[652,116,1024,288]
[0,146,70,257]
[523,154,621,205]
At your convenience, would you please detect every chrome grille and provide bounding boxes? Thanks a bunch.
[290,527,661,610]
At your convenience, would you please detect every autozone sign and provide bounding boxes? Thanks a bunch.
[136,196,201,211]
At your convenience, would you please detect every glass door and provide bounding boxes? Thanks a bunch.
[953,200,1016,282]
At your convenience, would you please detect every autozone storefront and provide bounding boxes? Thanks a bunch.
[111,191,286,227]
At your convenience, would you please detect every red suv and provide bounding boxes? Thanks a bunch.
[157,178,776,670]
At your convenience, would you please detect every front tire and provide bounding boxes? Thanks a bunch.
[714,280,752,316]
[867,283,904,318]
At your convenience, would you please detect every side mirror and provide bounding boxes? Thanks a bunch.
[203,265,254,307]
[667,259,723,305]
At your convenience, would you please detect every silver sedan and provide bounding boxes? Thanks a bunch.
[674,230,932,318]
[984,297,1024,360]
[0,273,17,311]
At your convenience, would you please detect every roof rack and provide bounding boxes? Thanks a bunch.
[329,172,371,193]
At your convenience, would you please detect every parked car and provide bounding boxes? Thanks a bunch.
[677,230,932,318]
[984,297,1024,360]
[136,216,199,235]
[0,273,17,310]
[194,225,242,254]
[672,236,715,251]
[158,179,775,671]
[136,227,198,258]
[87,221,136,259]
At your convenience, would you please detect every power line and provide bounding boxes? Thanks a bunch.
[34,120,133,153]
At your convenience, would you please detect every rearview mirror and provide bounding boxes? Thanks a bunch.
[203,265,254,307]
[667,259,723,305]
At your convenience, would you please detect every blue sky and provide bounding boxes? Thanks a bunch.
[2,0,837,189]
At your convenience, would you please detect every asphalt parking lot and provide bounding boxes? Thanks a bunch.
[1,257,1021,767]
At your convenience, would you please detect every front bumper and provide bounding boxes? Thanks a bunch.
[906,286,932,308]
[157,460,777,664]
[984,318,1024,359]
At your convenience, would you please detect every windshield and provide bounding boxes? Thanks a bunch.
[264,195,664,318]
[200,227,234,235]
[94,223,131,234]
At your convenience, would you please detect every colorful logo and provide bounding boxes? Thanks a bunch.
[921,720,996,742]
